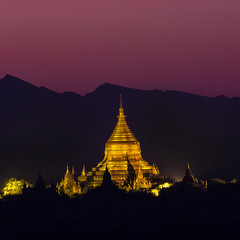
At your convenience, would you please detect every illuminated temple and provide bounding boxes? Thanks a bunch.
[87,95,163,187]
[58,96,169,195]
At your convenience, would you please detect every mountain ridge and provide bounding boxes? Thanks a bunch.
[0,74,240,185]
[1,74,236,99]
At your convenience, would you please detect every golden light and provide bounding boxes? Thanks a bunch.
[3,178,33,196]
[151,189,159,196]
[158,182,172,189]
[87,96,160,187]
[58,96,168,195]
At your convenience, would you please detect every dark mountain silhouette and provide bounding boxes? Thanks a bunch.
[1,74,240,186]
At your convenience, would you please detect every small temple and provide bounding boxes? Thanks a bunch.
[57,165,81,196]
[57,95,170,196]
[182,162,196,184]
[181,162,207,188]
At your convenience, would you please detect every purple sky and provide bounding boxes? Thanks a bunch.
[1,0,240,96]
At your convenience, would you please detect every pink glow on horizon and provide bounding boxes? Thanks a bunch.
[0,0,240,96]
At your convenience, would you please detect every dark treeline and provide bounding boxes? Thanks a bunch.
[1,182,240,240]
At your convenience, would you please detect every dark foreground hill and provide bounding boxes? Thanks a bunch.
[1,183,240,240]
[1,74,240,185]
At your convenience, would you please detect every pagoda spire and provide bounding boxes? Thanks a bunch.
[107,93,138,145]
[136,166,143,179]
[186,162,192,177]
[35,171,46,190]
[102,166,112,185]
[118,94,125,118]
[81,165,86,177]
[120,93,123,108]
[182,162,195,184]
[152,164,160,175]
[72,166,75,176]
[65,165,70,176]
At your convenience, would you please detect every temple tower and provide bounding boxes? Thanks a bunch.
[88,95,161,187]
[182,162,195,184]
[58,165,81,196]
[78,165,87,183]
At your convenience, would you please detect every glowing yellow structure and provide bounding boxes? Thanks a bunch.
[78,165,87,183]
[133,166,152,190]
[3,178,33,196]
[57,166,81,196]
[88,95,163,187]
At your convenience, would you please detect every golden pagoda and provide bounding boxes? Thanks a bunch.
[78,165,87,182]
[87,95,163,187]
[57,165,81,196]
[133,166,152,190]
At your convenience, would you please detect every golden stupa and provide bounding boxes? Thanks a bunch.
[88,95,161,187]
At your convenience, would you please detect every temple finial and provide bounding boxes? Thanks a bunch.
[81,164,86,177]
[186,162,192,176]
[118,94,125,118]
[120,94,123,108]
[183,162,195,184]
[72,166,75,175]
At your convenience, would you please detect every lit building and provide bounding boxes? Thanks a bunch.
[133,166,152,190]
[57,165,81,196]
[3,178,33,196]
[58,95,170,195]
[78,165,87,183]
[86,95,165,188]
